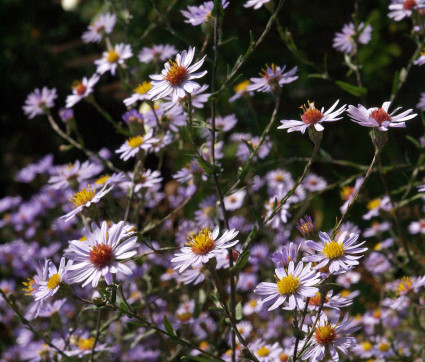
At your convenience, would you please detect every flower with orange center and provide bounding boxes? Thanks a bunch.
[172,226,239,273]
[65,221,138,287]
[66,74,100,108]
[247,64,298,94]
[314,322,337,345]
[278,100,345,134]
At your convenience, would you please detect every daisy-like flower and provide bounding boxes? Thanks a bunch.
[408,218,425,234]
[171,227,239,273]
[48,160,103,190]
[250,340,283,361]
[388,0,425,21]
[247,64,298,94]
[254,261,320,310]
[340,177,364,213]
[34,258,71,301]
[303,231,368,274]
[82,12,116,43]
[115,129,159,161]
[181,0,229,26]
[300,311,359,361]
[296,215,315,235]
[244,0,271,9]
[278,100,346,134]
[229,80,253,102]
[61,183,113,222]
[362,196,392,220]
[333,22,372,54]
[148,46,207,102]
[224,189,246,211]
[347,101,417,131]
[23,87,57,119]
[138,44,178,64]
[414,48,425,66]
[66,74,100,108]
[270,242,300,268]
[65,221,138,287]
[95,43,133,76]
[123,81,152,107]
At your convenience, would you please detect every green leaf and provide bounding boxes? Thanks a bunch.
[235,301,243,321]
[163,315,175,337]
[335,81,367,97]
[406,135,422,149]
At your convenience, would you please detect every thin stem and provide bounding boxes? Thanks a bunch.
[124,159,143,223]
[292,298,310,361]
[89,311,102,362]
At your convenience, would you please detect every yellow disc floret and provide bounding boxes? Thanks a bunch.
[134,81,152,94]
[256,346,270,357]
[396,276,413,295]
[185,228,215,255]
[127,135,143,149]
[367,198,381,210]
[276,274,300,295]
[314,322,337,345]
[323,241,344,259]
[78,337,95,350]
[234,80,250,93]
[107,50,119,63]
[47,273,61,290]
[70,186,96,207]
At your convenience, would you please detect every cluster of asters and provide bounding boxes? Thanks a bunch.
[4,0,425,360]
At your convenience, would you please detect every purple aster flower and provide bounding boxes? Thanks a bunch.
[303,231,368,274]
[270,242,300,268]
[23,87,57,119]
[247,64,298,94]
[333,22,372,54]
[181,0,229,26]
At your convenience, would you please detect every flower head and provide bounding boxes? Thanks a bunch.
[115,129,159,161]
[244,0,271,9]
[34,258,71,301]
[181,0,229,26]
[65,221,138,287]
[347,101,417,131]
[95,43,133,76]
[82,12,116,43]
[149,47,207,102]
[66,74,100,108]
[138,44,178,64]
[388,0,425,21]
[333,22,372,54]
[23,87,57,119]
[278,100,346,134]
[171,226,239,272]
[247,64,298,94]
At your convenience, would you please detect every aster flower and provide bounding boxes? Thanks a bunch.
[270,242,300,268]
[408,218,425,234]
[138,44,178,64]
[171,227,239,273]
[229,80,253,102]
[181,0,229,26]
[162,84,210,111]
[347,101,417,131]
[340,177,364,213]
[250,340,283,361]
[66,74,100,108]
[122,109,144,125]
[414,48,425,66]
[34,258,71,301]
[58,107,74,123]
[244,0,271,9]
[65,221,138,287]
[303,231,368,274]
[23,87,57,119]
[303,173,327,192]
[82,12,116,43]
[95,43,133,76]
[300,311,359,361]
[115,129,159,161]
[254,261,320,310]
[123,81,152,107]
[48,160,103,190]
[148,46,207,102]
[333,22,372,54]
[388,0,425,21]
[296,215,315,235]
[224,189,246,211]
[278,100,346,134]
[247,64,298,94]
[61,183,113,222]
[362,196,392,220]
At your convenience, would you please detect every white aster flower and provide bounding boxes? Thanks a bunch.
[278,100,346,134]
[254,261,320,310]
[95,43,133,76]
[247,64,298,94]
[48,160,103,190]
[82,12,116,43]
[171,227,239,273]
[65,221,138,287]
[362,196,392,220]
[388,0,425,21]
[61,183,113,222]
[250,340,283,361]
[23,87,57,119]
[123,81,152,107]
[66,74,100,108]
[229,80,253,102]
[34,257,71,302]
[303,231,368,274]
[181,0,229,26]
[333,22,372,54]
[347,101,417,131]
[115,129,159,161]
[224,189,246,211]
[138,44,178,64]
[408,218,425,234]
[148,46,207,102]
[244,0,271,9]
[300,311,359,361]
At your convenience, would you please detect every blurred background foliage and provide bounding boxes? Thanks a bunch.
[1,0,425,233]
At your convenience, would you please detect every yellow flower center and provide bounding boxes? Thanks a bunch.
[78,337,95,350]
[134,81,152,94]
[107,50,120,63]
[70,186,96,207]
[362,341,373,351]
[314,323,337,345]
[22,278,35,295]
[322,241,344,259]
[47,273,61,290]
[199,341,209,350]
[185,228,215,255]
[367,198,381,210]
[340,289,351,297]
[234,80,250,93]
[257,346,270,357]
[280,352,289,362]
[372,309,381,319]
[164,61,188,86]
[95,174,110,185]
[249,300,257,307]
[396,276,413,295]
[177,312,192,322]
[127,135,143,149]
[276,274,300,295]
[340,186,354,201]
[378,342,390,352]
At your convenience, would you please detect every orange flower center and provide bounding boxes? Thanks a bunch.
[403,0,416,10]
[90,244,114,268]
[185,228,215,255]
[300,102,323,125]
[370,108,391,125]
[164,61,188,86]
[314,322,337,345]
[72,81,87,96]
